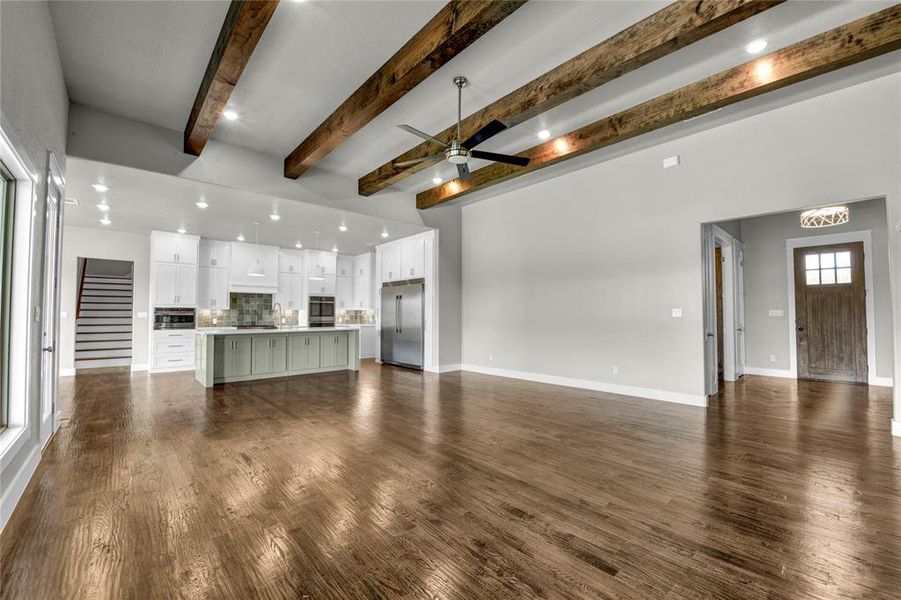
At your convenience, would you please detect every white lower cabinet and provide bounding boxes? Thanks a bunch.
[151,330,195,372]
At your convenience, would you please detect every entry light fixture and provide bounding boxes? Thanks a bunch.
[223,109,239,121]
[800,206,849,229]
[745,38,768,55]
[92,183,109,192]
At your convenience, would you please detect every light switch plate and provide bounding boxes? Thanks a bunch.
[672,308,683,318]
[768,309,784,317]
[60,311,68,319]
[663,155,680,169]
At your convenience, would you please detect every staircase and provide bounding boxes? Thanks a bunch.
[75,269,133,369]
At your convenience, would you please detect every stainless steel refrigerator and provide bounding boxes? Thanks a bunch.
[380,280,424,369]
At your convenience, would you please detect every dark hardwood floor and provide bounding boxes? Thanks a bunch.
[2,362,899,599]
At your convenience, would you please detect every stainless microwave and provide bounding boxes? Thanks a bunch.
[153,308,196,330]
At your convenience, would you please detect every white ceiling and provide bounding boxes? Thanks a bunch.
[50,0,897,201]
[64,157,430,255]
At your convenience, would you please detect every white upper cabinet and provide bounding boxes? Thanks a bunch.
[380,243,402,282]
[199,240,230,269]
[279,251,303,274]
[198,266,229,309]
[230,242,279,291]
[152,231,199,265]
[336,275,353,309]
[304,250,337,277]
[401,237,425,279]
[175,265,197,306]
[307,275,336,296]
[352,252,372,309]
[336,255,353,278]
[154,263,177,306]
[154,263,197,307]
[277,272,304,310]
[353,253,371,279]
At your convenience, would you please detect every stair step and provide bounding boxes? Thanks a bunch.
[84,276,133,284]
[75,332,133,341]
[75,348,133,359]
[75,340,133,351]
[80,289,133,297]
[76,317,132,325]
[76,327,132,334]
[83,284,133,292]
[75,357,132,370]
[79,295,133,304]
[80,303,132,311]
[79,309,132,318]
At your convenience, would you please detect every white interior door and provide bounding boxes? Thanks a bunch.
[702,225,718,395]
[733,240,746,378]
[40,157,64,445]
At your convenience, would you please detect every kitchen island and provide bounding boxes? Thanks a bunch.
[194,327,360,387]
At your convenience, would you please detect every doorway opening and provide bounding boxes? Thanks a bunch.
[703,224,745,395]
[74,257,134,370]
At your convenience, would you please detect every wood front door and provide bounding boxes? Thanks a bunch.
[793,242,867,383]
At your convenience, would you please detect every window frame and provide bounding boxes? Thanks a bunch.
[0,160,15,432]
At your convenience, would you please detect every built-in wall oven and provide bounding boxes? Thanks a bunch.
[308,296,335,327]
[153,308,196,330]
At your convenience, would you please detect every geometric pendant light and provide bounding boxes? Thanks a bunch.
[800,205,849,229]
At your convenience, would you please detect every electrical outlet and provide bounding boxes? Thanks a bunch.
[60,311,68,319]
[612,366,619,375]
[672,308,683,318]
[769,355,776,363]
[212,317,218,325]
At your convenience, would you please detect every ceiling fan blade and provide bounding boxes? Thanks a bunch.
[470,150,530,167]
[394,154,445,167]
[462,120,506,149]
[456,162,470,181]
[398,124,448,147]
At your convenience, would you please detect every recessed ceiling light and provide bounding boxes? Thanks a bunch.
[338,223,347,232]
[269,213,281,221]
[237,234,245,242]
[223,110,239,121]
[745,38,768,55]
[99,217,111,225]
[432,177,442,185]
[332,246,339,253]
[295,242,303,249]
[381,228,389,239]
[195,200,208,209]
[177,227,187,234]
[537,129,551,140]
[92,183,109,192]
[96,203,110,212]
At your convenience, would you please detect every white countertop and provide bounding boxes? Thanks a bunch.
[196,326,359,335]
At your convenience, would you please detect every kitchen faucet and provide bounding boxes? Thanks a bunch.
[272,302,283,329]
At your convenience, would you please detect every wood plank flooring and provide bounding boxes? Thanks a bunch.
[2,362,899,599]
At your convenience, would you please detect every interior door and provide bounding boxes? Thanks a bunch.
[793,242,867,383]
[40,167,63,444]
[701,225,718,395]
[733,240,746,378]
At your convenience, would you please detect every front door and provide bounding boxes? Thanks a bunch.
[793,242,867,383]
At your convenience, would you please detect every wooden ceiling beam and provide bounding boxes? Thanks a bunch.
[184,0,279,156]
[416,5,901,209]
[359,0,784,196]
[283,0,527,179]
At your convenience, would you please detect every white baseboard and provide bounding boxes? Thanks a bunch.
[435,364,462,373]
[743,367,796,379]
[59,367,75,377]
[892,419,901,437]
[460,364,707,407]
[131,363,149,372]
[870,376,893,388]
[0,444,41,533]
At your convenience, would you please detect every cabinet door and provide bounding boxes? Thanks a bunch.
[320,334,337,368]
[198,267,212,308]
[175,264,197,306]
[401,238,425,279]
[154,263,177,306]
[333,333,348,367]
[211,268,228,309]
[153,237,178,263]
[251,336,272,374]
[289,335,321,371]
[381,244,401,282]
[279,252,302,273]
[199,243,216,267]
[354,253,371,279]
[353,274,371,309]
[225,337,252,377]
[270,336,287,373]
[337,256,353,277]
[175,237,198,265]
[288,274,303,309]
[277,272,290,308]
[308,275,336,296]
[336,276,353,309]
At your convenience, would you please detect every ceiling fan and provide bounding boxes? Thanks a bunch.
[395,76,530,181]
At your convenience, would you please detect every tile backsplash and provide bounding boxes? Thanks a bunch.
[336,309,376,325]
[196,293,300,327]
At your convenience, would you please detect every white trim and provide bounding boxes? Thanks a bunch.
[131,363,149,373]
[461,364,707,407]
[870,376,893,388]
[712,225,737,382]
[428,363,461,373]
[0,443,40,533]
[786,230,879,385]
[892,419,901,437]
[744,366,797,379]
[59,367,75,377]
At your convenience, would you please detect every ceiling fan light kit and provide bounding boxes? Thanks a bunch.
[395,76,530,181]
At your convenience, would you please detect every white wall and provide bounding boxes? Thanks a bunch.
[462,73,901,407]
[739,198,893,380]
[58,227,150,373]
[0,0,69,529]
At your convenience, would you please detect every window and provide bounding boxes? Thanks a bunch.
[0,160,14,431]
[805,251,851,286]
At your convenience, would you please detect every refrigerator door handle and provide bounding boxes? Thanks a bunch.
[397,294,402,334]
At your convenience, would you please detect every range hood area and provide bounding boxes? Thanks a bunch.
[229,242,279,294]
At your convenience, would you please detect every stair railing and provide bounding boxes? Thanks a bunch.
[75,258,88,319]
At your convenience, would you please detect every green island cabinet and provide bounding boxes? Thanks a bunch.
[195,328,359,387]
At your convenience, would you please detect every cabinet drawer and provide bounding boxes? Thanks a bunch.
[153,330,195,340]
[152,352,194,369]
[154,339,195,354]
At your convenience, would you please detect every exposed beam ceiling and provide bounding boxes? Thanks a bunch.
[184,0,279,156]
[416,4,901,209]
[359,0,784,197]
[283,0,527,180]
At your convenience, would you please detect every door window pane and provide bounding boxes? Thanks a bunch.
[820,252,835,268]
[806,270,820,285]
[836,267,852,284]
[805,254,819,270]
[836,251,851,268]
[821,268,836,284]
